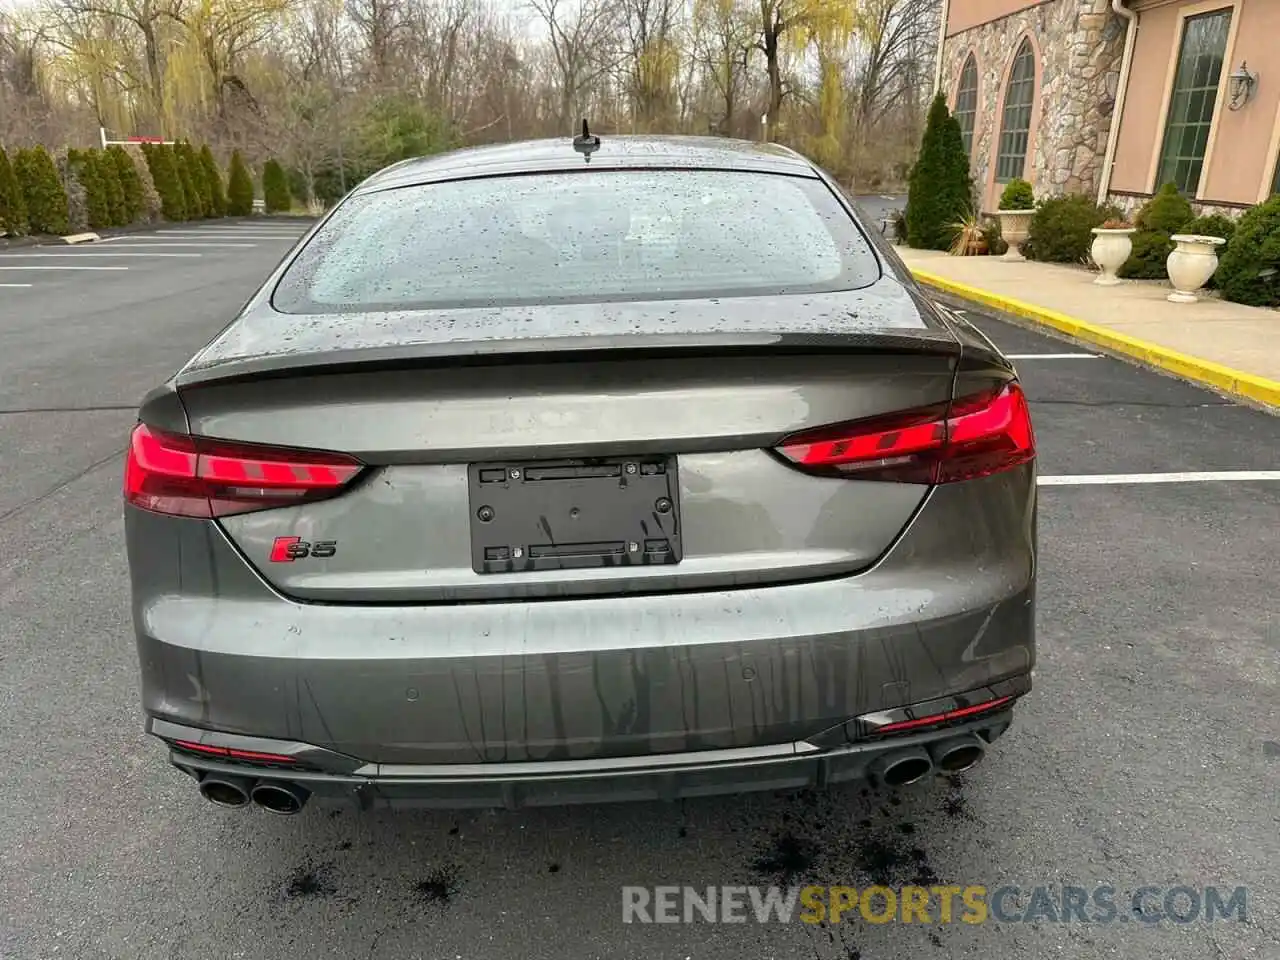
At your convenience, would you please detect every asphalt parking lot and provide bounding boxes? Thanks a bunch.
[1,219,1277,960]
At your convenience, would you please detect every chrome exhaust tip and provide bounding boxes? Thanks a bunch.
[250,781,310,816]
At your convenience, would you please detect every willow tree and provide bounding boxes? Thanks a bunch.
[755,0,856,142]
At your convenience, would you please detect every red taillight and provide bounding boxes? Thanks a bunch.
[124,423,363,518]
[172,740,297,764]
[775,382,1035,484]
[869,695,1015,736]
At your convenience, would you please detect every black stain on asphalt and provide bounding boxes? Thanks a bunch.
[548,863,561,874]
[752,833,816,884]
[845,945,862,960]
[415,863,462,905]
[889,794,902,806]
[928,931,944,947]
[856,837,938,887]
[337,840,352,851]
[284,860,337,899]
[858,819,872,829]
[897,822,916,835]
[677,826,688,838]
[942,774,978,822]
[448,825,460,836]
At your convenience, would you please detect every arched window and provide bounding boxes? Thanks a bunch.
[995,39,1035,183]
[954,54,979,158]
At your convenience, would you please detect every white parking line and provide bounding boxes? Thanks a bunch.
[0,282,33,287]
[0,252,201,258]
[0,265,128,270]
[1007,353,1099,359]
[1039,471,1280,486]
[153,231,302,237]
[76,242,255,248]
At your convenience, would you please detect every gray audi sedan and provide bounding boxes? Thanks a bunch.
[124,133,1036,816]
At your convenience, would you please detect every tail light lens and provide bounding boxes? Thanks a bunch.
[775,382,1034,484]
[124,423,363,518]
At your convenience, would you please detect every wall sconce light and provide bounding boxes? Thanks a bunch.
[1227,61,1257,110]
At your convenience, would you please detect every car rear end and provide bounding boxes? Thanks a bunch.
[124,140,1036,813]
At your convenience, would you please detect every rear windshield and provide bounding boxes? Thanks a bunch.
[271,169,881,312]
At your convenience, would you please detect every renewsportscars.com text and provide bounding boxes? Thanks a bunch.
[621,884,1248,925]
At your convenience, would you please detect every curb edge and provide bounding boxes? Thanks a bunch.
[910,268,1280,411]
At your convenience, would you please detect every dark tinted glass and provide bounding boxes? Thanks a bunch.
[272,169,881,312]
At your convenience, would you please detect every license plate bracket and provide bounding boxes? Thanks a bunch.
[467,457,682,574]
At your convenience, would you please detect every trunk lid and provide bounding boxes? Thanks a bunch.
[176,288,963,602]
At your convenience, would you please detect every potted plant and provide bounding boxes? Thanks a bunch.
[1166,233,1227,303]
[948,211,988,256]
[1090,217,1137,286]
[995,179,1035,261]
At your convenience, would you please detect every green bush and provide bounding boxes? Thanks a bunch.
[182,141,215,218]
[262,159,291,213]
[94,149,129,226]
[14,145,70,235]
[1136,181,1193,233]
[1181,213,1236,245]
[199,145,227,217]
[998,178,1034,211]
[905,93,973,250]
[1026,195,1117,264]
[1216,195,1280,307]
[1118,230,1175,279]
[226,150,254,216]
[107,145,144,223]
[1118,183,1194,279]
[123,144,162,221]
[142,143,188,221]
[0,146,28,236]
[67,149,110,229]
[172,143,204,218]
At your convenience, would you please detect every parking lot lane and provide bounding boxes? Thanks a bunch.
[0,236,1276,960]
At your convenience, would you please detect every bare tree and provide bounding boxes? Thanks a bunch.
[528,0,617,131]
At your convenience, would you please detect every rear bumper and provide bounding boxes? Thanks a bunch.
[128,467,1037,769]
[153,676,1027,809]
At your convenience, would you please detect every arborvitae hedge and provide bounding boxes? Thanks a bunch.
[905,94,973,251]
[107,145,144,224]
[69,149,113,229]
[199,145,227,217]
[180,141,215,218]
[226,150,254,216]
[96,149,129,226]
[0,146,28,236]
[172,144,201,219]
[262,159,291,213]
[14,145,70,235]
[142,143,188,221]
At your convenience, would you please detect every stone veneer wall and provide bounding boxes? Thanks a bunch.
[1105,192,1251,221]
[941,0,1126,208]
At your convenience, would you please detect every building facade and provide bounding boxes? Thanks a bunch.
[937,0,1280,216]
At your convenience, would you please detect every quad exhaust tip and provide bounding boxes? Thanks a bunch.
[929,735,987,774]
[873,748,934,787]
[250,781,310,815]
[198,775,251,808]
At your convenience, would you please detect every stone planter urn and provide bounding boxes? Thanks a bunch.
[995,209,1034,261]
[1166,234,1226,303]
[1089,227,1136,285]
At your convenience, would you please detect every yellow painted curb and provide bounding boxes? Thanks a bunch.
[910,268,1280,410]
